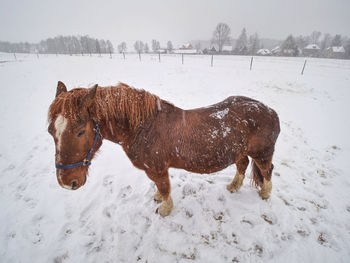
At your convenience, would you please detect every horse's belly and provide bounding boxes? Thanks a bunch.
[171,146,238,174]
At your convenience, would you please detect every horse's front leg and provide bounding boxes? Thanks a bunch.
[146,170,173,217]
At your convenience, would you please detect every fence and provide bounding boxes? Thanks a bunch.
[2,52,349,75]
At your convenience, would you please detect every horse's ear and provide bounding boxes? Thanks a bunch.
[81,84,97,108]
[56,81,67,97]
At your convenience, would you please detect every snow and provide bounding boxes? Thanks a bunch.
[222,46,233,52]
[1,52,350,262]
[173,49,198,54]
[210,108,229,119]
[304,44,320,50]
[257,49,272,56]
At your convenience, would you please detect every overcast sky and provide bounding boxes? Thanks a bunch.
[1,0,349,46]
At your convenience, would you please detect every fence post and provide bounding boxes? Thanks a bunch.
[301,59,307,75]
[110,51,112,59]
[37,52,39,59]
[250,56,254,70]
[159,52,161,62]
[139,52,141,61]
[211,54,214,67]
[123,52,125,60]
[13,53,17,60]
[182,53,184,64]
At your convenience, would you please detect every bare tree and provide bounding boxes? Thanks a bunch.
[144,43,149,53]
[118,42,127,53]
[134,41,144,53]
[195,42,201,53]
[310,31,322,44]
[281,35,299,56]
[106,40,114,53]
[296,35,309,49]
[331,34,342,46]
[235,28,248,54]
[320,33,332,51]
[248,33,260,55]
[212,23,231,53]
[152,39,160,53]
[95,39,101,55]
[167,41,173,53]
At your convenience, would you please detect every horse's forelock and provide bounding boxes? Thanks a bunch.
[48,88,89,123]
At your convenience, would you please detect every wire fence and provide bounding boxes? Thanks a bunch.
[1,52,350,76]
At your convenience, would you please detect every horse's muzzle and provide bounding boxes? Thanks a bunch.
[57,172,87,190]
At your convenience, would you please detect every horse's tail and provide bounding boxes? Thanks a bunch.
[251,160,264,188]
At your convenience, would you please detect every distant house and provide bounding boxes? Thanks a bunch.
[156,49,167,54]
[203,46,217,54]
[257,49,271,56]
[179,43,193,50]
[173,43,197,54]
[303,44,320,57]
[326,46,345,59]
[222,45,233,54]
[271,46,281,55]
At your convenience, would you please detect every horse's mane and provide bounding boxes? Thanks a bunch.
[48,83,160,129]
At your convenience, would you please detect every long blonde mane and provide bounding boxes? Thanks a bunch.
[48,83,159,129]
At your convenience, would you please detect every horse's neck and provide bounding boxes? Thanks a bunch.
[96,99,180,148]
[97,115,133,146]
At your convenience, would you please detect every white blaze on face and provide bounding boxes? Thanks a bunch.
[54,114,68,152]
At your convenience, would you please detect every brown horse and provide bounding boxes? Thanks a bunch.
[48,81,280,216]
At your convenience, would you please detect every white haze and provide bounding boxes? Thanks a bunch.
[1,0,349,47]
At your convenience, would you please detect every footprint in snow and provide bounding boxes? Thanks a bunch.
[241,218,254,228]
[182,183,197,198]
[23,197,38,209]
[261,213,277,225]
[53,252,69,263]
[103,204,117,219]
[2,164,15,173]
[117,185,132,199]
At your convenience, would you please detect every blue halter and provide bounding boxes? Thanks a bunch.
[55,121,102,170]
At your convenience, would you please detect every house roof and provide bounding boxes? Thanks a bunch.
[304,44,320,50]
[222,45,233,51]
[328,46,345,53]
[257,49,271,55]
[179,43,192,49]
[271,46,280,53]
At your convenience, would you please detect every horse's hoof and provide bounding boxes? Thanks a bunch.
[156,206,171,217]
[156,197,173,217]
[259,193,270,200]
[226,184,238,193]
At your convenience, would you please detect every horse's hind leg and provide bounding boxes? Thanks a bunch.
[146,170,173,217]
[252,156,274,200]
[227,156,249,193]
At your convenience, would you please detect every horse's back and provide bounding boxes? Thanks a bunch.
[185,95,280,157]
[161,96,279,173]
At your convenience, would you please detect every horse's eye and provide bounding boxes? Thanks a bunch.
[77,130,85,137]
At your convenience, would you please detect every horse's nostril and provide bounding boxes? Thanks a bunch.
[71,180,78,189]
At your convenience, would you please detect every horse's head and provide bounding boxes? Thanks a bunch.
[48,81,102,190]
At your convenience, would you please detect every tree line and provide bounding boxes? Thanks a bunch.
[113,23,349,59]
[117,40,174,54]
[0,35,114,54]
[210,23,350,58]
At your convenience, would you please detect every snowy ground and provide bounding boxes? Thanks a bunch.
[1,53,350,263]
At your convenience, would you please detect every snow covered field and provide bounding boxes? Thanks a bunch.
[1,53,350,262]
